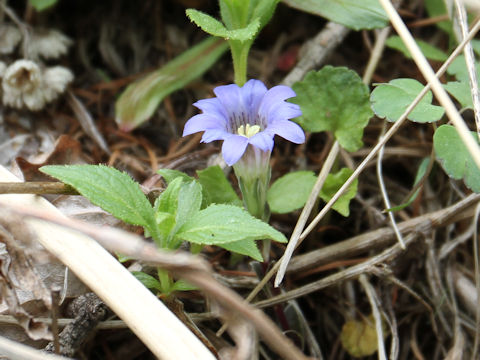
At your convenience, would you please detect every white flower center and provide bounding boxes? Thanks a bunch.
[237,124,260,138]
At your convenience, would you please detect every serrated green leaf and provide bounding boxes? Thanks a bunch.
[385,36,447,62]
[172,180,203,240]
[443,81,474,109]
[434,125,480,192]
[291,66,372,151]
[115,37,228,131]
[219,238,263,261]
[157,169,194,184]
[197,165,242,207]
[176,204,287,245]
[282,0,388,30]
[319,168,358,217]
[132,271,162,291]
[153,177,203,248]
[186,9,260,41]
[447,55,480,82]
[370,78,444,123]
[155,212,176,246]
[267,171,317,214]
[29,0,58,11]
[40,165,159,239]
[154,177,184,215]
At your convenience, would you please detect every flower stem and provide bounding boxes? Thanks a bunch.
[236,167,272,261]
[230,40,251,86]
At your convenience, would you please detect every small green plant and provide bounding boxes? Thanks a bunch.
[40,164,286,295]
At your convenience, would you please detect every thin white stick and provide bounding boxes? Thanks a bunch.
[359,274,387,360]
[376,130,405,248]
[379,0,480,170]
[0,335,69,360]
[372,26,405,250]
[454,0,480,135]
[472,202,480,360]
[0,166,215,360]
[274,141,340,287]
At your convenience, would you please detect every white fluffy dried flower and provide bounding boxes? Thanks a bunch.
[2,59,74,111]
[0,61,7,78]
[29,29,72,60]
[43,66,74,102]
[0,24,22,55]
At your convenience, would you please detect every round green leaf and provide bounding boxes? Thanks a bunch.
[443,81,474,110]
[370,78,444,123]
[434,124,480,192]
[291,66,373,152]
[267,171,316,214]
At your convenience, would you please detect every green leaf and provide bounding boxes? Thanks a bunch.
[319,168,358,217]
[282,0,388,30]
[186,9,260,41]
[267,171,317,214]
[171,279,198,292]
[385,36,447,62]
[219,238,263,261]
[434,125,480,192]
[40,165,159,239]
[447,55,480,82]
[132,271,162,291]
[173,180,203,234]
[157,169,194,184]
[197,165,242,207]
[443,81,474,110]
[176,204,287,244]
[154,177,203,248]
[472,40,480,57]
[29,0,58,11]
[425,0,453,36]
[154,177,184,215]
[249,0,280,30]
[370,78,444,123]
[155,212,176,246]
[291,66,373,151]
[115,37,228,132]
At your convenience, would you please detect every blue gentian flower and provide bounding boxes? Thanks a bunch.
[182,79,305,166]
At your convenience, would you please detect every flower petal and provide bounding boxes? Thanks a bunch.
[183,114,224,136]
[201,128,229,143]
[193,98,228,120]
[258,85,297,117]
[240,79,267,115]
[249,132,274,152]
[266,120,305,144]
[221,135,249,166]
[267,102,302,124]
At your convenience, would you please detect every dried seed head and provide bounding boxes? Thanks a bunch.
[29,29,72,60]
[0,24,22,55]
[2,59,74,111]
[43,66,74,102]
